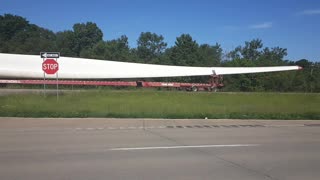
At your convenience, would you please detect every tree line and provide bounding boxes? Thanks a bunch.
[0,14,319,92]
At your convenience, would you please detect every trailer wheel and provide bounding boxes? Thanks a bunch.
[192,86,198,92]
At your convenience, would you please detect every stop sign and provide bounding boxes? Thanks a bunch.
[42,59,59,74]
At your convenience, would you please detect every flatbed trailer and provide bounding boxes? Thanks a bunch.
[0,75,223,92]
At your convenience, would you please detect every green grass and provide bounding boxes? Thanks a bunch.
[0,90,319,119]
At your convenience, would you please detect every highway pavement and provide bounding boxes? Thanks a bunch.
[0,118,320,180]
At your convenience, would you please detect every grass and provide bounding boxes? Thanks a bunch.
[0,90,319,119]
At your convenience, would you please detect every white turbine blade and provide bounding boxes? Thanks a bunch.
[213,66,302,75]
[0,53,301,79]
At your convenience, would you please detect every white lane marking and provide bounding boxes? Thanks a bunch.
[266,125,305,127]
[109,144,259,151]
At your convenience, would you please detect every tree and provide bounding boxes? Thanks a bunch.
[72,22,103,56]
[241,39,263,61]
[0,14,29,41]
[295,59,312,68]
[0,14,56,54]
[198,43,222,66]
[56,30,77,57]
[80,35,132,62]
[170,34,199,66]
[228,39,263,61]
[294,60,320,92]
[136,32,167,63]
[5,24,56,54]
[104,35,131,61]
[257,47,288,66]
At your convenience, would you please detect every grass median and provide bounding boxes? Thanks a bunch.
[0,90,319,119]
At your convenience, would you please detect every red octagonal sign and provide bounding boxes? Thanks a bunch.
[42,59,59,74]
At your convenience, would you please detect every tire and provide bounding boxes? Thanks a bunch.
[192,86,198,92]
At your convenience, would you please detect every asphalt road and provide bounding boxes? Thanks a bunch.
[0,118,320,180]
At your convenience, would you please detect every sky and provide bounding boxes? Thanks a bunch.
[1,0,320,61]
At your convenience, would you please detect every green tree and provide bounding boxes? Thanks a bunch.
[80,35,132,61]
[72,22,103,56]
[105,35,131,61]
[0,14,29,41]
[136,32,167,63]
[294,60,320,92]
[56,30,77,57]
[241,39,263,61]
[257,47,288,66]
[227,39,263,62]
[5,24,56,54]
[295,59,312,68]
[223,39,290,91]
[198,43,222,66]
[170,34,200,66]
[0,14,57,54]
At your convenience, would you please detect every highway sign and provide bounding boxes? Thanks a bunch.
[40,52,60,59]
[42,59,59,74]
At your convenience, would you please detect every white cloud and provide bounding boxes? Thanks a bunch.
[299,9,320,15]
[249,22,273,29]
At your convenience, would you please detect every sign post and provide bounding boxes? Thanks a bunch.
[41,52,60,99]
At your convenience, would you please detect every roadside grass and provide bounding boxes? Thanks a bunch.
[0,91,319,119]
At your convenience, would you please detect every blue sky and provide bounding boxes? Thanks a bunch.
[1,0,320,61]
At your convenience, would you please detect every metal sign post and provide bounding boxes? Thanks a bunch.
[41,52,60,100]
[42,58,46,96]
[56,63,59,100]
